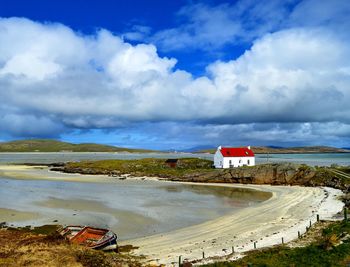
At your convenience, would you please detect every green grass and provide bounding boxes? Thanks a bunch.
[65,158,214,178]
[337,167,350,175]
[203,221,350,267]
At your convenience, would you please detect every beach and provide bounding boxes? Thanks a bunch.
[0,165,345,266]
[122,184,343,265]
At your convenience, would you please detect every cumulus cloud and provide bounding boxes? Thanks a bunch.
[204,28,350,123]
[0,11,350,146]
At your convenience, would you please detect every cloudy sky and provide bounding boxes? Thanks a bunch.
[0,0,350,150]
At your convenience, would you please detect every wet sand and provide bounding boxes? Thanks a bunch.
[0,208,40,223]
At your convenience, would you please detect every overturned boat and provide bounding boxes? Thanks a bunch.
[60,225,118,251]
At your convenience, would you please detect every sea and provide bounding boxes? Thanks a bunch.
[0,152,349,166]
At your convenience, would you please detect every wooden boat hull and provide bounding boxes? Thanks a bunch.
[60,225,118,251]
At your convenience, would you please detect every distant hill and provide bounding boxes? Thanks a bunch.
[197,146,350,154]
[0,139,156,153]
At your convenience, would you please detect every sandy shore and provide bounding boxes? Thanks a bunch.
[0,208,40,223]
[0,165,345,266]
[122,184,344,266]
[0,164,128,183]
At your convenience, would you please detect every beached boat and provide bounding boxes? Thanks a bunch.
[60,225,118,251]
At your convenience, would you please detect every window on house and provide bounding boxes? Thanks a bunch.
[239,159,242,163]
[248,159,250,165]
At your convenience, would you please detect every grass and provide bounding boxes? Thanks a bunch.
[0,225,146,267]
[203,220,350,267]
[337,166,350,175]
[64,157,215,178]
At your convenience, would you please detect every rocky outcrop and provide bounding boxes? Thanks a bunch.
[52,162,349,193]
[171,163,349,192]
[170,163,315,185]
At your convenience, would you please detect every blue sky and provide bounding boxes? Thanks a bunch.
[0,0,350,149]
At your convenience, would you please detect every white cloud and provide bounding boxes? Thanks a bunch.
[122,25,152,42]
[289,0,350,31]
[139,0,350,53]
[204,28,350,123]
[151,3,242,51]
[0,16,350,145]
[145,1,293,52]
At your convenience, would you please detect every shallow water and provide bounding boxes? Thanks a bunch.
[0,177,270,240]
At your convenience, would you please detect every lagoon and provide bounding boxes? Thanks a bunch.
[0,175,270,240]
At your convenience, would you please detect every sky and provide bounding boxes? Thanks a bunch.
[0,0,350,150]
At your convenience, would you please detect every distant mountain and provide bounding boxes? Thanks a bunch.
[196,146,350,154]
[0,139,156,153]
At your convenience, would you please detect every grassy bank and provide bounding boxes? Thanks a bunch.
[0,225,145,267]
[60,158,215,178]
[203,219,350,267]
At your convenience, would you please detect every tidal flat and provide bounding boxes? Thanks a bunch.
[0,167,270,240]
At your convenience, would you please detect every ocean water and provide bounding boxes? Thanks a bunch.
[0,152,212,164]
[0,152,349,166]
[255,153,350,166]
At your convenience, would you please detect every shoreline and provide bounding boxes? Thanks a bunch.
[0,165,345,266]
[122,185,343,265]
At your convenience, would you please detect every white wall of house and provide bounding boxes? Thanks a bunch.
[222,156,255,168]
[214,147,255,168]
[214,149,224,168]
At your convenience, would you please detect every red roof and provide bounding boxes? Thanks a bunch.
[220,147,254,157]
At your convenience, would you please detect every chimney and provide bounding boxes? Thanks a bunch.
[247,145,251,150]
[218,145,222,150]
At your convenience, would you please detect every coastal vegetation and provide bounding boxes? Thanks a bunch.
[0,139,155,153]
[1,216,349,266]
[0,224,145,267]
[203,219,350,267]
[59,158,215,178]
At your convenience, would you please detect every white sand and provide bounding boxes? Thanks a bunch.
[0,165,114,183]
[121,184,344,266]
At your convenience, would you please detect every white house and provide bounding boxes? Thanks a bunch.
[214,146,255,168]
